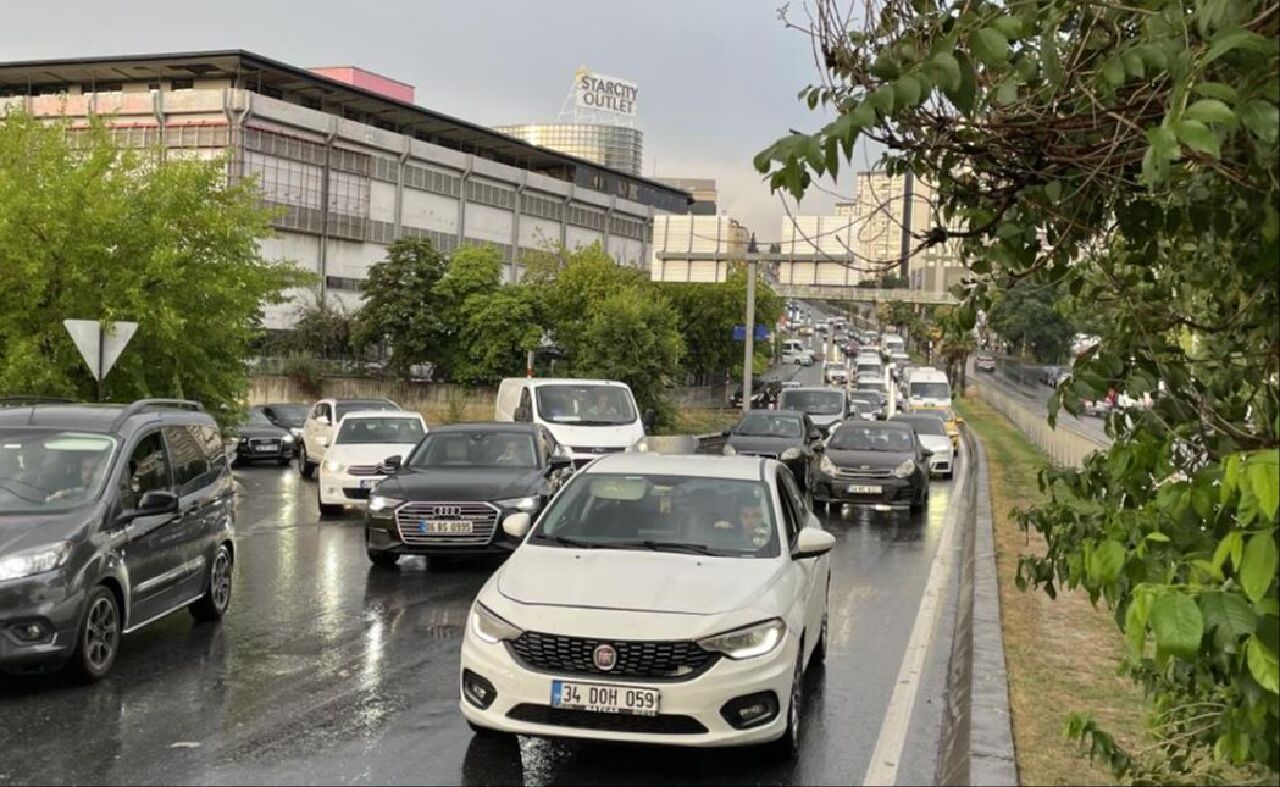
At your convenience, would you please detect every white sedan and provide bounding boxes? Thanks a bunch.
[317,410,427,517]
[460,452,835,757]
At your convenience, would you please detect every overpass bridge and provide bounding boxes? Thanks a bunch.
[652,252,958,305]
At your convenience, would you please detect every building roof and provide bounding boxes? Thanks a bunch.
[0,49,689,207]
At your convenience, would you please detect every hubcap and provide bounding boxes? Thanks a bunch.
[211,552,231,610]
[85,597,118,671]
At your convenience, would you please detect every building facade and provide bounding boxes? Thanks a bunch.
[655,177,718,215]
[649,216,749,283]
[493,123,643,177]
[0,51,689,328]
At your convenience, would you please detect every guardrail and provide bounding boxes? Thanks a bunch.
[971,377,1107,468]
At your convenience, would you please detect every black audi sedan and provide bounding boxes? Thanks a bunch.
[720,409,823,489]
[363,423,573,568]
[230,408,296,467]
[256,402,308,439]
[810,420,932,513]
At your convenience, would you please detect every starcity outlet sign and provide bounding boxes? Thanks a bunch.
[575,70,639,117]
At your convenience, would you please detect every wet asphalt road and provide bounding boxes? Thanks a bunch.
[0,364,961,786]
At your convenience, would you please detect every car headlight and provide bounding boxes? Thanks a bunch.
[722,444,737,456]
[819,454,837,475]
[892,459,916,478]
[367,495,404,513]
[495,496,539,512]
[324,459,345,474]
[281,434,295,444]
[289,427,303,438]
[697,618,786,660]
[470,603,523,644]
[0,542,72,582]
[629,440,650,453]
[780,447,801,461]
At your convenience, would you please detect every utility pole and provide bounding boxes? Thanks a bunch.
[741,234,759,415]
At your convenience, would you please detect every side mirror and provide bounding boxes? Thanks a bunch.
[119,489,179,524]
[502,512,532,539]
[721,429,732,438]
[549,454,573,471]
[642,409,657,431]
[793,528,836,559]
[808,428,822,440]
[922,448,934,457]
[379,455,402,474]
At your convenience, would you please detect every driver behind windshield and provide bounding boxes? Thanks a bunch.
[43,452,103,504]
[708,490,772,552]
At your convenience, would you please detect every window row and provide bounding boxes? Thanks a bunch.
[566,204,606,231]
[466,179,516,211]
[522,192,565,222]
[405,163,462,198]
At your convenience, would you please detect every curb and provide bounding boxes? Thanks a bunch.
[938,428,1019,785]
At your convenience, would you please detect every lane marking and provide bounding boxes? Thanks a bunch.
[861,450,964,786]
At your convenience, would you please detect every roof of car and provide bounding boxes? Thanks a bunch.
[0,402,214,433]
[585,452,770,481]
[740,408,806,419]
[424,422,541,434]
[838,419,913,433]
[781,386,843,394]
[337,409,424,422]
[509,378,630,387]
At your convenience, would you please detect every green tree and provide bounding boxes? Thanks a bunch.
[354,236,448,379]
[574,287,685,421]
[0,111,308,420]
[662,265,784,381]
[287,293,362,359]
[757,0,1279,778]
[987,280,1075,363]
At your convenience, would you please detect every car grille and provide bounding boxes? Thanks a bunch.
[833,466,893,479]
[567,446,626,456]
[736,451,779,459]
[506,704,707,734]
[347,464,382,476]
[507,631,720,682]
[394,501,499,546]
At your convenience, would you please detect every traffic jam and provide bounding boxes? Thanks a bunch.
[0,306,963,782]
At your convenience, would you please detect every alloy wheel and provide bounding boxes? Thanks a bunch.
[85,596,118,673]
[211,551,232,611]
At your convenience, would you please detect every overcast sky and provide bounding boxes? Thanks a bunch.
[1,0,879,235]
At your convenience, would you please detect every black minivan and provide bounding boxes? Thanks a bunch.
[0,399,236,681]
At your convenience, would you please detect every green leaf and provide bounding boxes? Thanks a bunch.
[1125,588,1154,656]
[1246,634,1279,694]
[1173,119,1221,157]
[1135,43,1170,71]
[994,80,1019,106]
[1240,533,1278,603]
[1150,591,1204,660]
[1100,58,1126,88]
[894,75,923,108]
[871,53,901,81]
[1223,453,1244,503]
[990,16,1022,40]
[850,101,877,132]
[871,84,897,115]
[1146,531,1170,542]
[1044,180,1064,201]
[1214,530,1244,572]
[1184,98,1236,125]
[1122,51,1145,79]
[944,50,978,115]
[1193,82,1238,102]
[807,88,820,110]
[1199,591,1257,651]
[1248,451,1280,520]
[1090,540,1127,584]
[970,27,1010,67]
[1205,28,1275,64]
[927,51,962,91]
[1239,99,1280,145]
[1041,23,1063,86]
[824,135,840,181]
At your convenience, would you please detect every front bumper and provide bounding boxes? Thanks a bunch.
[366,506,529,556]
[928,453,954,476]
[319,469,385,506]
[811,472,919,509]
[459,628,798,746]
[0,572,85,672]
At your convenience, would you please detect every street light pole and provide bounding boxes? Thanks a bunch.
[741,234,759,415]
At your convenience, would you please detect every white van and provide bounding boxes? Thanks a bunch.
[781,339,815,366]
[907,368,953,410]
[495,378,649,466]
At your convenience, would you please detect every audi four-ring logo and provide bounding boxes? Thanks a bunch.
[592,643,618,671]
[433,506,462,517]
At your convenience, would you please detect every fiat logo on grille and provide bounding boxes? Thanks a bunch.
[433,505,461,517]
[593,643,618,671]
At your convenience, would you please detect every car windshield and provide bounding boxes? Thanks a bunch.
[829,424,915,452]
[734,413,803,438]
[535,385,637,426]
[246,410,274,426]
[334,417,425,445]
[856,381,886,393]
[335,401,398,420]
[409,431,538,468]
[910,382,952,400]
[530,473,779,558]
[265,404,308,427]
[779,391,844,415]
[915,408,954,422]
[0,430,117,513]
[896,417,947,436]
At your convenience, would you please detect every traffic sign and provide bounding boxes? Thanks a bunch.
[732,325,770,341]
[64,320,138,399]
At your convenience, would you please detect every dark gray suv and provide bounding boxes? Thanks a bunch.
[0,399,236,682]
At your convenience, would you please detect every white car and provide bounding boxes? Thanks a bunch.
[893,414,955,478]
[460,453,835,757]
[297,397,400,479]
[317,410,427,516]
[823,364,848,385]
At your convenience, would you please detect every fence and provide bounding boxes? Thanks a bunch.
[971,378,1108,468]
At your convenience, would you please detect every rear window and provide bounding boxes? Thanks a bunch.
[335,400,399,420]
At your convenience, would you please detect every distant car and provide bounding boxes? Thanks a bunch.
[298,397,401,479]
[722,409,824,489]
[776,387,850,435]
[848,399,880,421]
[317,410,428,516]
[364,423,572,566]
[892,414,955,479]
[257,402,309,438]
[729,379,770,410]
[1038,366,1063,386]
[823,364,849,385]
[811,420,932,513]
[975,353,997,373]
[848,389,887,420]
[232,407,297,467]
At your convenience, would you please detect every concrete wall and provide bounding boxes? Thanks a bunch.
[971,378,1106,468]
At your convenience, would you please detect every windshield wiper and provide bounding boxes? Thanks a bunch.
[613,540,719,555]
[537,534,599,549]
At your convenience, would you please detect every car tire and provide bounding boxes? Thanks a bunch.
[769,651,806,760]
[298,444,315,480]
[190,544,233,622]
[70,586,120,683]
[368,550,400,568]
